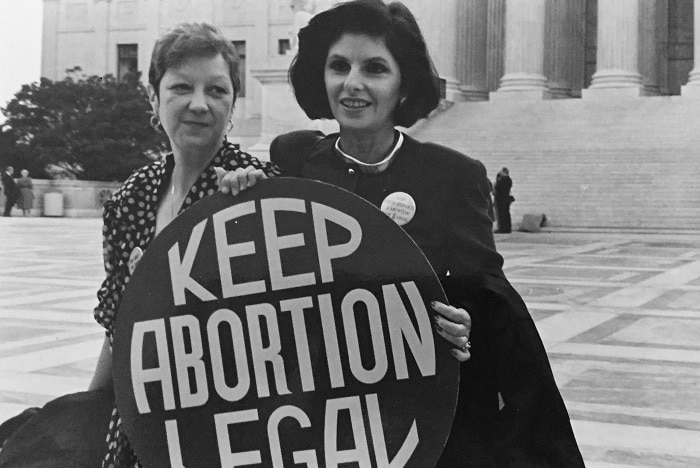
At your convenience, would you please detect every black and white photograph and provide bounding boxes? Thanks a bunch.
[0,0,698,466]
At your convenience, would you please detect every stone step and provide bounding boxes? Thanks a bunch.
[410,96,700,230]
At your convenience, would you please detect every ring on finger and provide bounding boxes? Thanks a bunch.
[459,341,471,352]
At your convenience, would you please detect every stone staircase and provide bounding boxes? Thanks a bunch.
[409,95,700,230]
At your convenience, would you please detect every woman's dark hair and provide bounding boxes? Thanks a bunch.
[290,0,441,128]
[148,22,240,103]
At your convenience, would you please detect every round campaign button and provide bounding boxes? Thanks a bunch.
[113,178,459,468]
[380,191,416,226]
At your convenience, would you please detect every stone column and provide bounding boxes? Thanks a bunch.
[545,0,585,98]
[486,0,505,92]
[419,0,467,102]
[92,0,111,77]
[655,0,670,95]
[681,0,700,96]
[459,0,488,100]
[142,0,161,88]
[495,0,548,99]
[584,0,643,97]
[41,0,61,80]
[248,0,338,160]
[248,0,271,121]
[638,0,664,96]
[247,0,276,158]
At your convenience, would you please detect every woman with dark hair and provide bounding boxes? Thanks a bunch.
[288,0,439,128]
[222,1,584,466]
[16,169,34,216]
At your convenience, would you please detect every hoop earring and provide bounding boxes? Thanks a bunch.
[150,115,162,131]
[226,119,234,133]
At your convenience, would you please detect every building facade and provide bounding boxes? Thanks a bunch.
[41,0,699,229]
[42,1,697,98]
[41,0,308,131]
[404,0,697,100]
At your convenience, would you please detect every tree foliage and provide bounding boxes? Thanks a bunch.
[1,69,168,181]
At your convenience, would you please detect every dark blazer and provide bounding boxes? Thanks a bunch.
[1,171,17,199]
[271,131,584,467]
[494,174,513,206]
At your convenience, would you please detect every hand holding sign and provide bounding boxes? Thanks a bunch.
[215,166,267,196]
[113,178,459,467]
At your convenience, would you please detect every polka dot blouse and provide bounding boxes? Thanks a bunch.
[94,142,280,467]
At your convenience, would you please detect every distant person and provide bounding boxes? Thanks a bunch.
[1,166,18,217]
[486,177,495,222]
[494,167,513,233]
[16,169,34,216]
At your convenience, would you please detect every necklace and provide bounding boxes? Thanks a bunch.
[335,131,404,174]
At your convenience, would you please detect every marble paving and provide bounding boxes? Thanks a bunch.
[1,217,699,467]
[498,232,700,468]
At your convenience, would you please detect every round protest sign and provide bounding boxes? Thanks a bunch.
[113,178,459,467]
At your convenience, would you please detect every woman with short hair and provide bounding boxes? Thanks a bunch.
[89,22,280,467]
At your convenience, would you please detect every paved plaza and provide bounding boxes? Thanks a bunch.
[0,217,699,467]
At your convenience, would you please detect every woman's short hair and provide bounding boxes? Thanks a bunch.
[148,22,240,103]
[290,0,440,128]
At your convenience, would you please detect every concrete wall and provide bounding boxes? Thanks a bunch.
[1,179,122,218]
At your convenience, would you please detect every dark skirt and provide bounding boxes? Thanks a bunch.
[0,388,113,467]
